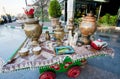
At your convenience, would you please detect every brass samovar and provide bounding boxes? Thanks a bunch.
[23,6,42,44]
[24,16,42,46]
[24,16,42,42]
[54,22,64,46]
[79,13,97,45]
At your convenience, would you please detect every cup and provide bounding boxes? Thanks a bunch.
[33,46,41,55]
[19,48,29,57]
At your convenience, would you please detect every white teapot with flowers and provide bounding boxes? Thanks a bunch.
[91,39,108,50]
[23,5,35,18]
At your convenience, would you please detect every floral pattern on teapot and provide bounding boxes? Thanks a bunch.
[91,39,108,50]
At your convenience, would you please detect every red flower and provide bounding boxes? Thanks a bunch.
[23,6,34,15]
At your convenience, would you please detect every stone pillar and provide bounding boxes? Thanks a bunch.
[67,0,74,24]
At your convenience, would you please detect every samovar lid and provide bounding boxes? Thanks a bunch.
[82,13,96,22]
[54,22,63,31]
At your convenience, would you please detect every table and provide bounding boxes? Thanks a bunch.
[1,33,114,79]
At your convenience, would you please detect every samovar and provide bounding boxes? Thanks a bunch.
[23,6,42,44]
[79,13,97,45]
[54,22,64,46]
[24,17,42,42]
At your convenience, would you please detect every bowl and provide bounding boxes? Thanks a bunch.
[19,48,29,57]
[33,46,41,55]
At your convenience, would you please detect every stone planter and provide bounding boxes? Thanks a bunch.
[50,18,59,28]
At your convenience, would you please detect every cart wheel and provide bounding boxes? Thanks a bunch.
[67,66,81,78]
[39,71,56,79]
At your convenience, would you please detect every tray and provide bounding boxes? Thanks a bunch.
[55,46,74,55]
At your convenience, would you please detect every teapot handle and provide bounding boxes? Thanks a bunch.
[102,42,108,48]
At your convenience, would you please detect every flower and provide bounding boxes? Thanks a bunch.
[23,6,34,15]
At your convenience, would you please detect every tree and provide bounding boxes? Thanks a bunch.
[33,0,50,24]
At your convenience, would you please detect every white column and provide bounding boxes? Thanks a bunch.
[97,4,102,21]
[67,0,74,24]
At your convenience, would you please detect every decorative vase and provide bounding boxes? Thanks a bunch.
[79,13,97,45]
[54,22,64,46]
[51,18,59,28]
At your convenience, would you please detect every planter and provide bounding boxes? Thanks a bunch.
[97,26,120,34]
[50,18,59,28]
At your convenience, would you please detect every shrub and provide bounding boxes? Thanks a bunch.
[74,18,82,26]
[109,15,117,25]
[48,0,62,18]
[98,13,117,26]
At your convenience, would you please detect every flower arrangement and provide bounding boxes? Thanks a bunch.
[23,6,35,18]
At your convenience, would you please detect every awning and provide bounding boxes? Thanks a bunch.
[86,0,109,3]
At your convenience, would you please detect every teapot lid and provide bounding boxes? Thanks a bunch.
[54,22,63,31]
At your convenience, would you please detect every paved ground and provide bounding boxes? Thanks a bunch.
[0,22,120,79]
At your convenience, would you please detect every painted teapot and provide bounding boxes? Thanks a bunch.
[91,39,108,50]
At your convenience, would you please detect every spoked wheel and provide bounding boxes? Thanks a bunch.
[67,66,81,78]
[39,71,56,79]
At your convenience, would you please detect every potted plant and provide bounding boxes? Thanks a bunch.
[48,0,62,27]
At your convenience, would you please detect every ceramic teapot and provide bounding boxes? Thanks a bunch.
[91,39,108,50]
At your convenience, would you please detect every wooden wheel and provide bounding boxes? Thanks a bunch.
[67,66,81,78]
[39,71,56,79]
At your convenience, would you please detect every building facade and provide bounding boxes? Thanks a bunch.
[33,0,120,24]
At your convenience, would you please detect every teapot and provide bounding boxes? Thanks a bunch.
[91,39,108,50]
